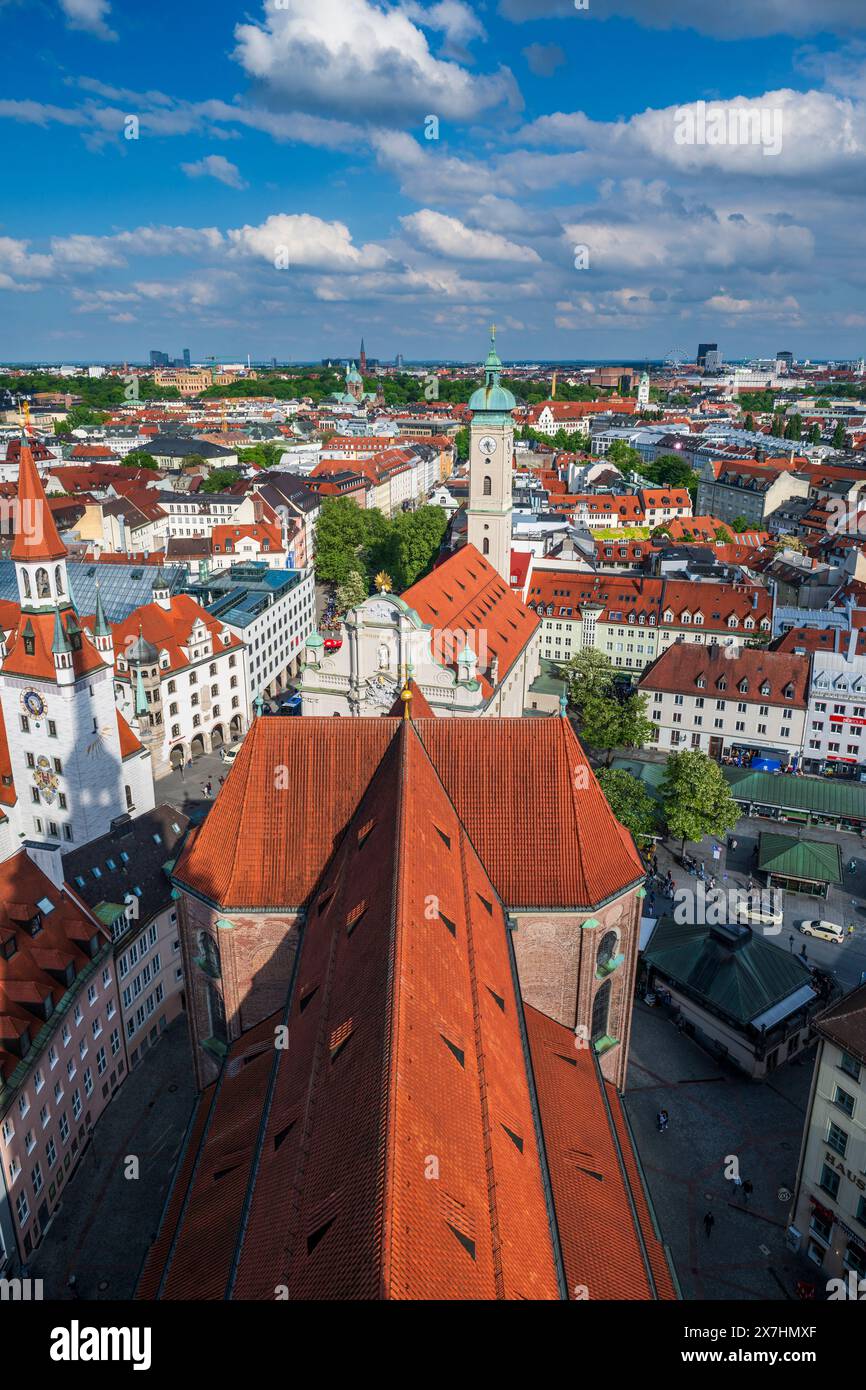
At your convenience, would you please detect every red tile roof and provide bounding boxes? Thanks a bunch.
[174,715,643,915]
[11,445,67,562]
[402,545,539,699]
[141,723,665,1302]
[639,643,809,708]
[111,594,243,679]
[0,852,105,1088]
[524,1004,677,1300]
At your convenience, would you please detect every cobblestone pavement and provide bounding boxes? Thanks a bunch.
[29,1019,196,1301]
[623,1003,813,1302]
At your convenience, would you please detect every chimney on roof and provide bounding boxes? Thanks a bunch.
[848,625,859,663]
[752,590,758,609]
[490,654,500,686]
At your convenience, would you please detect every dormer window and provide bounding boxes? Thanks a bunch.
[696,676,706,688]
[739,679,749,694]
[760,682,770,696]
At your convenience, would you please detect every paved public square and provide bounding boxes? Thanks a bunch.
[623,1002,813,1302]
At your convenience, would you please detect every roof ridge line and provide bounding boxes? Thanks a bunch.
[380,718,410,1300]
[457,813,505,1297]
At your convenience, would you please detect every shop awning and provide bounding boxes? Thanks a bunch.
[750,983,817,1031]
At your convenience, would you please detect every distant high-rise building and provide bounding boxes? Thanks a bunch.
[696,342,717,369]
[703,349,722,372]
[395,353,405,369]
[183,348,191,368]
[776,350,794,371]
[149,349,170,368]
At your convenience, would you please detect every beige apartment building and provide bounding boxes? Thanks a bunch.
[639,645,809,761]
[790,985,866,1289]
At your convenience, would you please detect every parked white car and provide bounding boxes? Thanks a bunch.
[800,920,844,943]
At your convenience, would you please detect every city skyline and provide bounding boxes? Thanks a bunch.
[0,0,864,361]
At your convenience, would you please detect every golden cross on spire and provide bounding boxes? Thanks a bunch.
[491,322,496,343]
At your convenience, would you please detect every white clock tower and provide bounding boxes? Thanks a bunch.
[466,327,516,584]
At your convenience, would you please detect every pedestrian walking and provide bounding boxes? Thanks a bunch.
[703,1211,715,1238]
[660,1109,668,1132]
[648,894,656,915]
[848,924,855,938]
[742,1179,753,1204]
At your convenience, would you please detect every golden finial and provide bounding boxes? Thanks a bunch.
[375,571,392,593]
[21,400,31,434]
[491,322,496,343]
[401,681,413,722]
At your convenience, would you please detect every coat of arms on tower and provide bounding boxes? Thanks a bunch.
[33,755,59,805]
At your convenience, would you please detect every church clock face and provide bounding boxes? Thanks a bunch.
[22,690,46,719]
[478,435,497,456]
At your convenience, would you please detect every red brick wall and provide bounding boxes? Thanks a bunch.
[511,885,641,1090]
[179,893,301,1089]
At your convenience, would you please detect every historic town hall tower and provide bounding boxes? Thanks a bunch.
[466,328,515,584]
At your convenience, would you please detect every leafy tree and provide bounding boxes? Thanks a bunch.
[336,570,369,613]
[314,498,377,585]
[639,454,699,492]
[784,414,803,441]
[579,691,653,766]
[122,450,158,470]
[713,526,733,543]
[607,439,642,472]
[832,420,847,450]
[659,749,739,852]
[181,453,209,470]
[236,442,284,469]
[202,467,241,493]
[743,413,756,433]
[597,768,659,843]
[454,426,470,463]
[808,423,821,445]
[562,648,615,713]
[730,515,752,533]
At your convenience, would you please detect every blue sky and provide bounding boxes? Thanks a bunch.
[0,0,864,363]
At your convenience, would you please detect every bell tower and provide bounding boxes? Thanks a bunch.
[466,327,515,583]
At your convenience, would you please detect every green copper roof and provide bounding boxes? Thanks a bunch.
[306,631,324,647]
[93,584,111,638]
[134,665,148,718]
[644,917,814,1027]
[757,833,842,884]
[52,607,70,655]
[468,327,516,415]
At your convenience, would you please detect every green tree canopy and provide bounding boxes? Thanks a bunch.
[579,690,653,766]
[597,768,659,843]
[336,570,369,613]
[639,453,698,493]
[201,466,242,493]
[832,420,847,450]
[562,648,615,714]
[659,749,739,850]
[607,439,643,472]
[730,515,752,533]
[121,450,158,470]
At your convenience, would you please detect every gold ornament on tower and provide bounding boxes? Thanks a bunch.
[375,572,392,593]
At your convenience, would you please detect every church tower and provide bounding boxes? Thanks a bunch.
[0,441,142,850]
[466,327,515,583]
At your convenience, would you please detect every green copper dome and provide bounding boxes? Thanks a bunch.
[468,327,516,415]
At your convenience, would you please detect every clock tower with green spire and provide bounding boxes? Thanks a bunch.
[466,326,515,583]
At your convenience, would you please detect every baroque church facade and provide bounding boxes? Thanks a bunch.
[299,334,541,717]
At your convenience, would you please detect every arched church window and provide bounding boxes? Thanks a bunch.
[591,979,611,1044]
[483,476,492,496]
[597,931,618,972]
[482,538,490,555]
[197,930,221,979]
[36,568,50,599]
[22,571,31,599]
[55,566,64,596]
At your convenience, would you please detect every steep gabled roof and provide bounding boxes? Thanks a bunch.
[173,716,643,913]
[144,723,564,1300]
[11,444,67,562]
